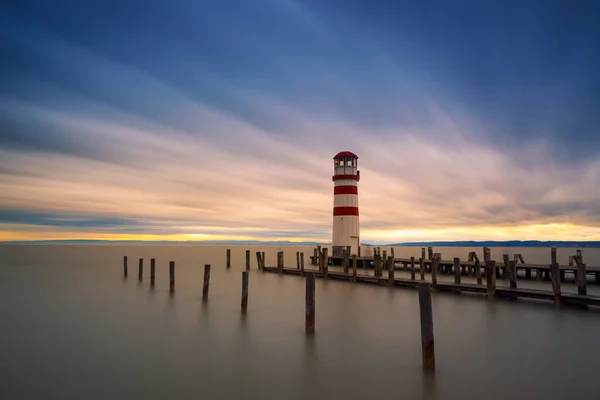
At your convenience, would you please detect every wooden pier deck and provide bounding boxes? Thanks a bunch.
[309,255,600,283]
[263,264,600,309]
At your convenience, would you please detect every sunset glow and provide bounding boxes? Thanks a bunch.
[1,1,599,243]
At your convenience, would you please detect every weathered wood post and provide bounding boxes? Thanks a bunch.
[123,256,128,278]
[410,256,416,280]
[322,248,329,278]
[305,272,315,334]
[420,258,425,280]
[352,254,357,282]
[454,257,461,285]
[296,251,300,269]
[388,256,395,285]
[241,271,248,314]
[431,255,438,291]
[246,250,250,271]
[226,249,231,269]
[300,252,305,275]
[427,247,433,260]
[256,251,262,270]
[343,248,349,274]
[486,260,496,300]
[503,254,510,278]
[550,247,562,307]
[418,282,435,371]
[317,245,322,268]
[150,258,156,287]
[202,264,211,302]
[169,261,175,294]
[138,258,143,281]
[475,259,482,285]
[508,260,517,289]
[576,255,587,296]
[382,250,387,271]
[313,248,318,265]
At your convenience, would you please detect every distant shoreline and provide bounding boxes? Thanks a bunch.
[0,239,599,248]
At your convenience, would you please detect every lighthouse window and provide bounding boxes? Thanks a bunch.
[339,157,345,166]
[335,158,340,166]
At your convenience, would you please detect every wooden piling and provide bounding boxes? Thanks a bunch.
[508,260,517,289]
[382,250,387,271]
[420,258,425,280]
[352,254,357,282]
[305,272,315,334]
[123,256,128,278]
[388,256,395,285]
[256,251,262,270]
[431,255,438,290]
[343,248,349,274]
[418,282,435,371]
[577,258,587,296]
[317,245,322,268]
[486,261,496,300]
[503,254,510,278]
[246,250,250,271]
[454,257,461,284]
[202,264,210,302]
[150,258,155,287]
[410,256,416,280]
[261,252,265,269]
[169,261,175,294]
[296,251,300,269]
[241,271,248,314]
[313,248,318,265]
[427,247,433,260]
[226,249,231,269]
[322,248,328,278]
[138,258,143,281]
[550,248,562,307]
[300,252,305,275]
[475,260,482,285]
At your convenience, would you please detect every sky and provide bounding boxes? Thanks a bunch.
[1,0,600,243]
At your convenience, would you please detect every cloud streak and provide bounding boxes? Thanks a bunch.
[1,0,599,242]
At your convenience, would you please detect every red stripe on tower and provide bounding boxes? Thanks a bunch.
[334,185,359,195]
[333,206,359,216]
[332,174,360,181]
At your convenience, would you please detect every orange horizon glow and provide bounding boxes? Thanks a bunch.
[2,222,599,243]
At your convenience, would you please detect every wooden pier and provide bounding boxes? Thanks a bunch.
[309,249,600,284]
[274,247,600,309]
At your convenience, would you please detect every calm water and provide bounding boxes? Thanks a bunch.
[1,245,600,399]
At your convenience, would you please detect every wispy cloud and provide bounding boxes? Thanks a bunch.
[0,0,599,242]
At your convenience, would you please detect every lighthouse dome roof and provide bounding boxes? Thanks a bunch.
[333,151,358,159]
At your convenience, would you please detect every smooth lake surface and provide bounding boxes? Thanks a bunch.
[1,245,600,399]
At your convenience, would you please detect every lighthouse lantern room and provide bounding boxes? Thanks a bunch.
[332,151,360,258]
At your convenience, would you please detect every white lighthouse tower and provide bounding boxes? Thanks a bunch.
[332,151,360,258]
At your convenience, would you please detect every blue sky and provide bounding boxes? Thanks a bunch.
[1,0,599,242]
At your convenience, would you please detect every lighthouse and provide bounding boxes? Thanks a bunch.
[332,151,360,258]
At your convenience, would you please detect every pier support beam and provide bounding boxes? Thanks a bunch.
[241,271,248,314]
[305,272,315,334]
[418,283,435,371]
[486,261,496,300]
[150,258,155,287]
[169,261,175,294]
[550,248,563,307]
[203,264,211,302]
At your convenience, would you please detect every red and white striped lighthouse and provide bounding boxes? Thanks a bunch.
[332,151,360,257]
